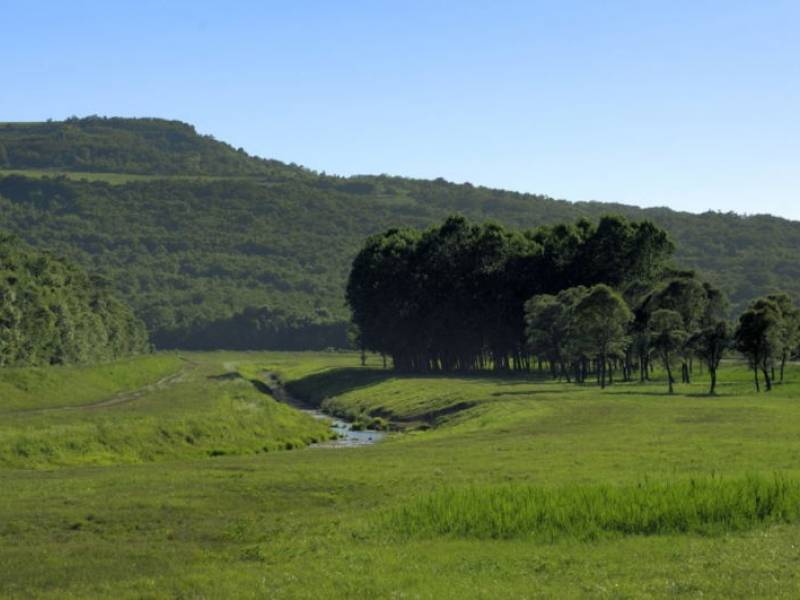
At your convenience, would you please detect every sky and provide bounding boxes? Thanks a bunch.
[2,1,799,220]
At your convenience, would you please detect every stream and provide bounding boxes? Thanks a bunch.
[305,411,386,448]
[262,373,386,448]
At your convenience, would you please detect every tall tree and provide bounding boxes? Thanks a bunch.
[572,284,633,388]
[735,300,782,392]
[689,321,731,395]
[648,309,688,394]
[524,287,586,381]
[763,293,800,383]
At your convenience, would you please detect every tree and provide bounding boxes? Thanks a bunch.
[524,288,586,381]
[572,285,633,388]
[689,321,731,395]
[648,309,687,394]
[763,293,800,383]
[735,300,782,392]
[644,276,708,384]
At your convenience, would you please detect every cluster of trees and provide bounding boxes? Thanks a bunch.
[350,215,800,394]
[525,277,800,395]
[735,294,800,392]
[526,274,729,393]
[0,234,149,366]
[3,117,800,351]
[347,215,673,371]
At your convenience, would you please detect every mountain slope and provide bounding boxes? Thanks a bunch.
[0,117,797,348]
[0,116,304,178]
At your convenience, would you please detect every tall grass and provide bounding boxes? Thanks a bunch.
[386,475,800,540]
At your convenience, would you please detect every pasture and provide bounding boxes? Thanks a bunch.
[2,351,800,598]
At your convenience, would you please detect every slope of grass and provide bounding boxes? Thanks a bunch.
[3,352,800,597]
[0,353,334,468]
[0,354,183,412]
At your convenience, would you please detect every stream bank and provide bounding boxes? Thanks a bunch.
[261,373,386,448]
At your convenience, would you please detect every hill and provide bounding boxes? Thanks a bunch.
[0,117,798,349]
[0,116,304,178]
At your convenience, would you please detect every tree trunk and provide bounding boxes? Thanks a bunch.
[665,359,674,394]
[753,366,760,392]
[709,367,717,395]
[600,355,606,389]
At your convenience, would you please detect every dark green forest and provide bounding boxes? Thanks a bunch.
[0,234,149,366]
[1,117,798,350]
[349,215,799,395]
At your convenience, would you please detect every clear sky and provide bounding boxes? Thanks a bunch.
[3,1,798,220]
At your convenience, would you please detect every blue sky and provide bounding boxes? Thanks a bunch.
[3,1,799,220]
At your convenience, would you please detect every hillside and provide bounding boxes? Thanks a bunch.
[0,116,304,178]
[0,117,798,349]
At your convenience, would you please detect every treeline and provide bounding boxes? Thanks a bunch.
[153,306,348,351]
[526,282,799,394]
[0,234,149,366]
[348,216,800,394]
[347,215,673,371]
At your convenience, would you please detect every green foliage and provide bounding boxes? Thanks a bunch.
[524,290,579,379]
[648,309,689,394]
[1,118,799,350]
[571,284,633,386]
[0,117,304,177]
[735,296,791,391]
[348,216,667,372]
[0,234,149,366]
[689,320,732,394]
[386,476,800,540]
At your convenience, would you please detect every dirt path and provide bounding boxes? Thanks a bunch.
[3,367,190,416]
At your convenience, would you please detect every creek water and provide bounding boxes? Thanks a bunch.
[305,410,386,448]
[263,373,385,448]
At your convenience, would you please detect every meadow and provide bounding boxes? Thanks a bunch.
[2,351,800,598]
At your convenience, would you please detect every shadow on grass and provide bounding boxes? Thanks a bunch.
[285,366,567,406]
[285,368,396,407]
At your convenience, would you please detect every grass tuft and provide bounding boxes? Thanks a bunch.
[385,475,800,541]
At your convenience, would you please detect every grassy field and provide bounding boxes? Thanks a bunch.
[0,353,334,468]
[2,351,800,597]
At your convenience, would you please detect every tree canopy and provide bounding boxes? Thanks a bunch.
[0,234,149,366]
[348,215,672,372]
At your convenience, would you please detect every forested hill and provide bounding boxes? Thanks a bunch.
[0,116,305,177]
[0,117,798,349]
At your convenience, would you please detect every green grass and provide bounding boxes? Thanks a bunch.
[3,352,800,597]
[0,353,334,468]
[0,354,183,411]
[386,476,800,540]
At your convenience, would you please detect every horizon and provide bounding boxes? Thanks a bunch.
[3,1,799,220]
[5,113,795,223]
